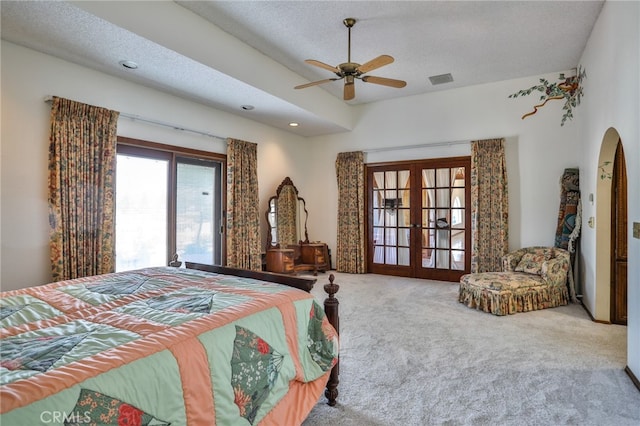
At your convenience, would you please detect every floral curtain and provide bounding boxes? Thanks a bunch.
[335,151,366,273]
[470,138,508,273]
[226,138,261,270]
[48,97,119,281]
[276,185,298,246]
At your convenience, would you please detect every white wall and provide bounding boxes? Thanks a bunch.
[576,0,639,380]
[305,74,580,262]
[0,41,310,290]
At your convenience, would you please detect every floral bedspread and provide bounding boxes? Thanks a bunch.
[0,267,338,425]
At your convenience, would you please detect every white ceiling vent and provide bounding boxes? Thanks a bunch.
[429,73,454,85]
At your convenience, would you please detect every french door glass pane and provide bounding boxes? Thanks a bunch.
[373,189,383,208]
[436,250,450,268]
[422,229,434,249]
[385,228,396,245]
[176,160,216,264]
[436,230,450,248]
[385,246,397,265]
[436,168,449,186]
[398,209,410,227]
[386,210,397,226]
[453,231,465,249]
[452,167,465,187]
[373,208,384,226]
[385,171,396,188]
[436,189,450,208]
[398,189,410,207]
[373,227,384,245]
[422,169,435,188]
[422,248,434,268]
[115,155,168,271]
[452,250,465,270]
[398,247,410,266]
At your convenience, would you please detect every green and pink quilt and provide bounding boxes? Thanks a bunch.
[0,267,338,425]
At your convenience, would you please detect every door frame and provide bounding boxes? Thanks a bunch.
[593,127,626,323]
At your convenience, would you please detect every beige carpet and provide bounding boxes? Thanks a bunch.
[303,272,640,426]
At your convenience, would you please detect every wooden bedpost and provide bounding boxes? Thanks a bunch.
[323,274,339,406]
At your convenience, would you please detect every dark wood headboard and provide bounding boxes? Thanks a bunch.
[184,262,316,293]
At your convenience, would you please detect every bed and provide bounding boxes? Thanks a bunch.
[0,263,339,425]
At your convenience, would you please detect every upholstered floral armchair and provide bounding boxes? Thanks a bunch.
[459,247,571,315]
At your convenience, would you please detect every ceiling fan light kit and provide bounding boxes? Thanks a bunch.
[294,18,407,101]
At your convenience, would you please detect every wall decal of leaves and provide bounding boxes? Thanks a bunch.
[599,161,612,180]
[509,66,586,126]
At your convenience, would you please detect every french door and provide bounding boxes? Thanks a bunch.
[367,157,471,281]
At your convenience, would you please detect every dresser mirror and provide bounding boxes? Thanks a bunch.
[266,177,309,250]
[265,177,330,275]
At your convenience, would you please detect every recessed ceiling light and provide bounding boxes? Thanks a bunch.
[289,122,299,127]
[241,105,255,111]
[119,60,138,70]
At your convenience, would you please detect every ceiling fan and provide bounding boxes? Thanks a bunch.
[294,18,407,101]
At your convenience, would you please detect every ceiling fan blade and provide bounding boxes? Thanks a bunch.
[305,59,340,74]
[362,75,407,88]
[344,81,355,100]
[295,78,339,89]
[357,55,394,74]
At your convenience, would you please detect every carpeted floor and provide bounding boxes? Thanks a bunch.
[303,272,640,426]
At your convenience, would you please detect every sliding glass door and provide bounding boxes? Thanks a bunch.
[175,157,222,265]
[115,141,224,271]
[115,152,169,271]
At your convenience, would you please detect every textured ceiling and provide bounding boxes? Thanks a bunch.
[1,1,604,137]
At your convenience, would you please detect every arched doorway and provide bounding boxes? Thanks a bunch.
[594,128,628,324]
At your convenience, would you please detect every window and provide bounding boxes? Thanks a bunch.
[115,138,225,271]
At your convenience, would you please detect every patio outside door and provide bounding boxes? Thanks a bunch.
[367,158,470,281]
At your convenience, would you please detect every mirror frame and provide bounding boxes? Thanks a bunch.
[266,177,309,250]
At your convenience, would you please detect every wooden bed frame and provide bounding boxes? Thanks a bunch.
[185,262,340,406]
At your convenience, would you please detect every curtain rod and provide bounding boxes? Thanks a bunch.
[363,139,470,153]
[44,96,226,141]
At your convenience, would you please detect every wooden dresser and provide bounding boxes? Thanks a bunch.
[265,249,295,274]
[266,243,330,276]
[300,243,330,273]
